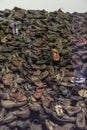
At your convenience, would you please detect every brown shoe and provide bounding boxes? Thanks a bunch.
[33,87,45,99]
[31,64,46,70]
[51,49,60,61]
[31,76,43,87]
[41,95,54,108]
[30,76,43,87]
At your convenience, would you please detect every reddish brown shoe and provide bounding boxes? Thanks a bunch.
[51,48,60,61]
[33,87,45,99]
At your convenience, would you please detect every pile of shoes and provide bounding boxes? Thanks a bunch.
[71,12,87,86]
[0,7,87,130]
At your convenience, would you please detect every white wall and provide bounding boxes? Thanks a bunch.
[0,0,87,13]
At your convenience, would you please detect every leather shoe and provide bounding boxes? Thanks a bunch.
[76,112,86,129]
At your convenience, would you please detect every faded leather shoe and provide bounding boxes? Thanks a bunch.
[62,114,76,123]
[52,109,76,123]
[0,92,10,100]
[0,108,6,124]
[28,101,41,111]
[31,64,46,70]
[0,125,10,130]
[76,101,86,112]
[17,120,30,130]
[10,93,27,102]
[51,123,75,130]
[33,86,45,99]
[30,122,42,130]
[14,106,30,119]
[1,99,27,108]
[45,113,76,129]
[28,95,41,112]
[30,76,43,87]
[2,73,14,86]
[3,113,17,124]
[41,95,54,113]
[76,112,86,129]
[63,123,75,130]
[8,121,17,128]
[45,119,57,130]
[65,105,81,116]
[39,70,49,80]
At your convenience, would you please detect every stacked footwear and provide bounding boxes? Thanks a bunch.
[71,13,87,86]
[0,7,87,130]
